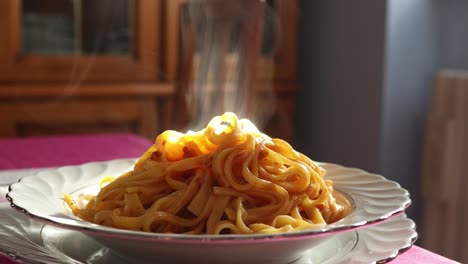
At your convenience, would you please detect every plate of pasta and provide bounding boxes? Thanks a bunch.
[0,202,416,264]
[7,113,412,264]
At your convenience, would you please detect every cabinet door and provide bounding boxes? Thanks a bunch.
[164,0,298,83]
[0,0,162,81]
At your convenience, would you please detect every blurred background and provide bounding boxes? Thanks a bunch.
[0,0,467,262]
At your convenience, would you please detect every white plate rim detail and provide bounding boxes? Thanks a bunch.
[6,158,412,242]
[0,202,417,264]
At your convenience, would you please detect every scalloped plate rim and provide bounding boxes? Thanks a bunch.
[6,158,412,243]
[38,215,418,264]
[0,200,417,264]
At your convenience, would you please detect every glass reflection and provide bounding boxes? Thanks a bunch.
[81,0,131,55]
[21,0,131,55]
[22,0,75,54]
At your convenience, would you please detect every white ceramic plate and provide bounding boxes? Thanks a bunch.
[6,159,412,264]
[0,203,417,264]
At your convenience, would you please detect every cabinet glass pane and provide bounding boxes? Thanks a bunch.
[262,0,277,57]
[22,0,76,54]
[21,0,132,55]
[181,1,277,57]
[81,0,131,55]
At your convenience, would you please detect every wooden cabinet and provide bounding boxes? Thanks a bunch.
[0,0,172,139]
[1,0,162,81]
[0,0,298,142]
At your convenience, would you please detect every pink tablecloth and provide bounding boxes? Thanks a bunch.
[0,133,153,170]
[0,133,459,264]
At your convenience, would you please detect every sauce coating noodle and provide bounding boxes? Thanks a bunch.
[65,112,351,234]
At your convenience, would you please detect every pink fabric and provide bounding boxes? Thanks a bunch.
[0,133,152,170]
[0,133,460,264]
[393,246,460,263]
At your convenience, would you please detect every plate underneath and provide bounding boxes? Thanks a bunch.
[0,205,416,264]
[39,214,416,264]
[40,224,358,264]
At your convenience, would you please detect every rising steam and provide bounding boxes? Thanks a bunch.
[181,0,278,131]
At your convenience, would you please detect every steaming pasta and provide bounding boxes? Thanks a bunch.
[65,112,352,234]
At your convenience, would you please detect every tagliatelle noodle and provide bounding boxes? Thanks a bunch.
[65,112,351,234]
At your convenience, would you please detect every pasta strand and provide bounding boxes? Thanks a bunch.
[65,112,351,234]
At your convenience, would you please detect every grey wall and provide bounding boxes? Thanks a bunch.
[439,0,468,69]
[296,0,387,173]
[381,0,442,224]
[295,0,462,228]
